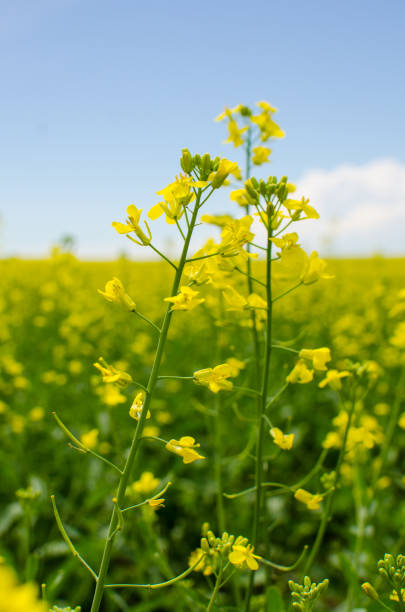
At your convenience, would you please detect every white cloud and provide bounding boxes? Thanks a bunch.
[271,159,405,256]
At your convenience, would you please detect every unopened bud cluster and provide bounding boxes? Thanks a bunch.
[288,576,329,611]
[199,524,242,572]
[180,149,220,181]
[49,607,81,612]
[378,554,405,589]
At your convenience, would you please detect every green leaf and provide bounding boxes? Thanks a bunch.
[266,586,285,612]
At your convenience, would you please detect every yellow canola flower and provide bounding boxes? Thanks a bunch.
[93,357,133,388]
[215,104,243,122]
[300,251,334,285]
[112,204,152,245]
[193,364,234,393]
[226,357,245,377]
[188,548,213,575]
[129,390,150,421]
[294,488,323,510]
[148,174,205,224]
[80,428,99,449]
[224,119,248,147]
[229,544,261,571]
[318,369,351,391]
[165,436,205,464]
[391,321,405,349]
[299,348,332,371]
[283,197,319,220]
[390,588,405,602]
[270,427,294,450]
[219,216,255,256]
[286,359,314,384]
[200,214,234,227]
[164,286,205,311]
[0,565,47,612]
[148,498,165,510]
[252,146,271,165]
[211,159,240,189]
[250,103,284,141]
[98,277,136,312]
[131,471,159,494]
[230,188,250,207]
[271,232,300,250]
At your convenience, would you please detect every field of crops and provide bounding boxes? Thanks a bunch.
[2,103,405,612]
[2,251,405,611]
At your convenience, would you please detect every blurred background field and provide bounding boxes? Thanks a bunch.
[1,251,405,610]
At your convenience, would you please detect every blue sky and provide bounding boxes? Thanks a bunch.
[1,0,404,257]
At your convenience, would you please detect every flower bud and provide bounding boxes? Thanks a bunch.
[180,148,193,174]
[361,582,379,601]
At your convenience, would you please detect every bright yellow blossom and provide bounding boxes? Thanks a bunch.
[93,357,133,388]
[131,471,159,494]
[129,390,150,421]
[300,251,334,285]
[193,364,234,393]
[112,204,152,245]
[148,174,203,224]
[0,565,47,612]
[229,544,261,571]
[318,369,351,391]
[80,428,99,449]
[230,188,250,207]
[226,358,245,377]
[224,119,248,147]
[286,359,314,384]
[219,216,254,256]
[148,498,165,510]
[211,159,240,189]
[164,286,205,311]
[270,427,294,450]
[98,277,136,311]
[165,436,205,464]
[271,232,300,251]
[252,146,271,165]
[250,103,284,141]
[299,348,332,371]
[283,197,319,220]
[294,488,323,510]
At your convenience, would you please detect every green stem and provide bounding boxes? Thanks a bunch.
[51,495,98,581]
[89,190,204,612]
[133,310,161,333]
[272,282,302,303]
[207,560,224,612]
[244,216,273,611]
[303,387,356,575]
[149,243,178,270]
[104,554,206,589]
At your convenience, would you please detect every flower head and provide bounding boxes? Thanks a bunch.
[286,360,314,384]
[131,472,159,495]
[193,364,234,393]
[93,357,133,388]
[165,436,205,464]
[112,204,152,245]
[299,348,331,371]
[164,286,205,311]
[294,488,323,510]
[0,565,47,612]
[270,427,294,450]
[252,146,271,165]
[318,369,351,391]
[98,277,136,311]
[129,390,150,421]
[229,544,261,571]
[301,252,334,285]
